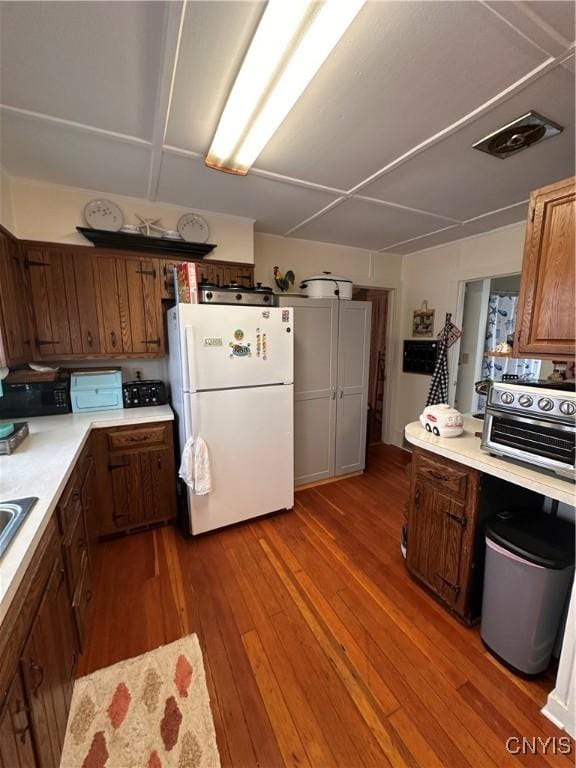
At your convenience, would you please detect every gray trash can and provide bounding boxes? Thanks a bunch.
[481,511,575,675]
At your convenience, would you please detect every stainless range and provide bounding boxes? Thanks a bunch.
[199,282,274,307]
[481,380,576,479]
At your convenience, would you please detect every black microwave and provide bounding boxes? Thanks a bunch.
[0,379,71,418]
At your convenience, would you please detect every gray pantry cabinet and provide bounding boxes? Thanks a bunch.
[278,297,371,485]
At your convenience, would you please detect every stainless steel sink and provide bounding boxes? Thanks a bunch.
[0,498,38,559]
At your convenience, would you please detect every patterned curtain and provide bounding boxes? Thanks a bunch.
[478,293,541,409]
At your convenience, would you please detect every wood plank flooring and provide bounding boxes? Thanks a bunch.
[78,445,572,767]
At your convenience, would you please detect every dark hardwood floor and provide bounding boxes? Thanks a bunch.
[78,445,571,768]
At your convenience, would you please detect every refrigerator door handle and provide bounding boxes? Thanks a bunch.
[183,325,197,393]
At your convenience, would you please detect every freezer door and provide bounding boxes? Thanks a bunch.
[178,304,293,391]
[186,386,293,534]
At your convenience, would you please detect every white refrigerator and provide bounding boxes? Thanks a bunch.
[167,303,294,534]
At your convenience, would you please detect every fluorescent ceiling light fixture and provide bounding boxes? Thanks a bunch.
[206,0,366,175]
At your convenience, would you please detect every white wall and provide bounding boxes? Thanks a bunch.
[390,222,527,446]
[8,176,255,263]
[254,232,402,290]
[0,167,14,230]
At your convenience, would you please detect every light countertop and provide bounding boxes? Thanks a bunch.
[0,405,173,626]
[405,416,575,506]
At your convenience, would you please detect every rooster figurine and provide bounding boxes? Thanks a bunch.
[273,266,295,293]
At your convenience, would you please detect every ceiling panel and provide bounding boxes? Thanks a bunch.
[0,1,165,139]
[254,1,546,190]
[0,112,151,197]
[362,64,575,220]
[484,1,575,56]
[289,198,450,251]
[387,200,529,254]
[166,2,264,153]
[156,152,340,233]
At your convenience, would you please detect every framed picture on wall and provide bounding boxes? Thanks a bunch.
[413,301,435,337]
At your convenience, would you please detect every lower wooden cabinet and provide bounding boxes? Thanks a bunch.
[406,448,481,623]
[93,421,177,537]
[0,443,96,767]
[0,671,37,768]
[21,556,77,768]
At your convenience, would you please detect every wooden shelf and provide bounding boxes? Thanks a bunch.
[77,227,217,257]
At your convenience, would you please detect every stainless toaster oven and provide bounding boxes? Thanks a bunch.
[481,381,575,479]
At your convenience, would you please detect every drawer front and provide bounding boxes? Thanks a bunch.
[107,424,168,451]
[415,453,469,499]
[62,508,87,595]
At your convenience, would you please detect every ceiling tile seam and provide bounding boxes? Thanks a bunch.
[462,198,529,224]
[352,194,462,224]
[161,143,348,196]
[342,53,559,198]
[479,1,560,58]
[376,198,530,252]
[0,103,152,148]
[512,2,574,50]
[147,1,187,201]
[162,144,203,160]
[282,196,348,236]
[376,223,461,252]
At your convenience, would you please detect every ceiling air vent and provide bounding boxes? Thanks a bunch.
[472,111,563,159]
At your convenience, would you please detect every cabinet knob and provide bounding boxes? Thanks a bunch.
[87,330,93,347]
[110,331,117,348]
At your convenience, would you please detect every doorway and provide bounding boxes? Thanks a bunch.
[353,287,389,444]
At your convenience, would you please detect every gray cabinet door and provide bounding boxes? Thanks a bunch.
[335,300,371,476]
[279,297,338,485]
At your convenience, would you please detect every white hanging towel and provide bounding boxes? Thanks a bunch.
[178,436,212,495]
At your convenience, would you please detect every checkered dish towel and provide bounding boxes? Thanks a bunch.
[426,314,451,406]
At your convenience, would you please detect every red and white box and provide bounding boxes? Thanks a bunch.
[175,262,200,304]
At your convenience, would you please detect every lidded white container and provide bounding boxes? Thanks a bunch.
[300,273,353,300]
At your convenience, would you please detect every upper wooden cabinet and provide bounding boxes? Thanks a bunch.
[516,177,575,358]
[25,246,99,358]
[0,228,33,367]
[93,253,164,356]
[12,237,254,360]
[159,257,255,301]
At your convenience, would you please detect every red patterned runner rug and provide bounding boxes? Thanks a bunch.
[60,635,220,768]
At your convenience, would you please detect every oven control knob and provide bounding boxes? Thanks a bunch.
[236,293,243,301]
[538,397,554,412]
[518,394,533,408]
[500,391,514,405]
[559,400,576,416]
[205,292,213,300]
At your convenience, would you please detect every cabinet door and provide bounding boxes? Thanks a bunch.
[21,557,77,768]
[0,235,32,367]
[406,481,467,609]
[0,671,37,768]
[516,177,575,357]
[70,255,100,354]
[94,255,131,354]
[107,452,144,530]
[95,256,163,355]
[81,453,96,561]
[141,446,177,521]
[125,258,164,354]
[279,297,338,485]
[25,249,74,358]
[72,554,91,654]
[335,301,371,476]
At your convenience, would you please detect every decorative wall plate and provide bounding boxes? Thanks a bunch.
[84,199,124,231]
[177,213,209,243]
